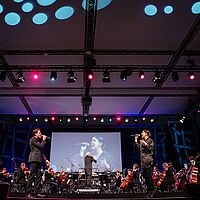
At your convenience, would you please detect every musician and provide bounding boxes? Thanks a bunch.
[134,130,154,196]
[14,162,29,191]
[43,167,59,193]
[152,166,161,187]
[158,162,175,192]
[26,128,49,198]
[0,167,11,183]
[114,170,122,192]
[84,152,97,187]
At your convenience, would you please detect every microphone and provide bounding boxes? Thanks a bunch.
[42,135,50,139]
[131,134,140,137]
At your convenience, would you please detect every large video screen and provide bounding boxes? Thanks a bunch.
[50,132,122,172]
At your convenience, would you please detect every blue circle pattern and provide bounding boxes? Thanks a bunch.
[192,2,200,14]
[37,0,56,7]
[22,2,34,13]
[144,4,157,16]
[164,5,173,14]
[2,2,200,26]
[82,0,112,11]
[5,12,21,26]
[13,0,24,3]
[0,4,3,14]
[55,6,74,20]
[32,13,48,25]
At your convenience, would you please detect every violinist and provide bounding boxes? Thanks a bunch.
[157,162,175,192]
[0,167,11,183]
[15,163,29,184]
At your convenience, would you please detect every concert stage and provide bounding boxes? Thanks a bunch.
[1,183,200,200]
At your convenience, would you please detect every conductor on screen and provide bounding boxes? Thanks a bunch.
[90,136,115,172]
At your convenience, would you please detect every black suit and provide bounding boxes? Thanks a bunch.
[26,137,46,195]
[84,155,97,186]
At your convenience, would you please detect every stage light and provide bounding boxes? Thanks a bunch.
[19,117,23,122]
[59,117,63,122]
[44,118,48,122]
[75,117,79,121]
[171,71,179,82]
[67,118,71,122]
[134,119,138,122]
[27,117,30,121]
[142,117,146,121]
[0,71,7,82]
[109,118,112,122]
[139,71,145,80]
[100,118,104,123]
[87,71,94,80]
[67,71,77,83]
[150,118,154,123]
[33,72,39,80]
[50,71,57,81]
[125,118,129,123]
[35,118,38,122]
[51,117,55,121]
[120,69,132,81]
[93,117,97,121]
[152,71,162,83]
[188,71,195,80]
[116,116,122,122]
[102,70,111,83]
[16,71,25,83]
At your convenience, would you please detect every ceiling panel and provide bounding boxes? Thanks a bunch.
[90,97,148,114]
[26,97,82,114]
[0,97,28,114]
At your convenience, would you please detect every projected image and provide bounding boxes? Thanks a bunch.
[50,132,122,172]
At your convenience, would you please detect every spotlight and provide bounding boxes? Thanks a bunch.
[188,71,195,80]
[50,71,57,81]
[125,118,129,123]
[87,71,94,80]
[0,71,7,82]
[51,117,55,121]
[102,70,111,83]
[139,71,145,80]
[171,71,179,82]
[67,71,77,83]
[19,117,23,122]
[116,116,122,122]
[16,71,25,83]
[120,69,132,81]
[100,118,104,123]
[152,71,162,83]
[32,72,39,80]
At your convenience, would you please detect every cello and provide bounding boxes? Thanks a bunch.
[120,169,134,189]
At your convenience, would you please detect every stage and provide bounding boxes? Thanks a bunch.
[1,183,200,200]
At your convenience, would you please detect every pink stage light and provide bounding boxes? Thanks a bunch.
[33,72,39,80]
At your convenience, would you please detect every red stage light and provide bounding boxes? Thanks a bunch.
[189,72,195,80]
[88,73,94,80]
[51,117,55,121]
[33,72,39,80]
[116,116,122,122]
[139,72,145,80]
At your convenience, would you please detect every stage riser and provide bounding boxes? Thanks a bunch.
[0,183,10,198]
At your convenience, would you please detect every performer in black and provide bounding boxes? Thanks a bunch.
[26,128,49,198]
[84,152,97,188]
[134,129,154,196]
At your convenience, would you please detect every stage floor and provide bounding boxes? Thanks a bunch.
[3,191,199,200]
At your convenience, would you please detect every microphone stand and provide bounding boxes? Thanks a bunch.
[65,156,75,173]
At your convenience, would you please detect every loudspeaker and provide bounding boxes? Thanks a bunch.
[0,183,10,198]
[184,183,200,197]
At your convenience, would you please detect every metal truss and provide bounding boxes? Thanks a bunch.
[0,49,33,114]
[0,87,199,97]
[139,15,200,115]
[1,64,200,72]
[2,49,200,56]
